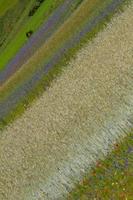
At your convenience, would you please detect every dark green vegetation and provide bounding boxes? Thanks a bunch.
[67,132,133,200]
[0,0,18,17]
[28,0,46,16]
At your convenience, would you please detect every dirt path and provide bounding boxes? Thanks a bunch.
[0,3,132,200]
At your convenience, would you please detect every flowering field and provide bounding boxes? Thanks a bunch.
[68,133,133,199]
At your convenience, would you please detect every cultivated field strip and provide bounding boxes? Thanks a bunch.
[0,0,83,84]
[0,3,132,199]
[0,0,125,120]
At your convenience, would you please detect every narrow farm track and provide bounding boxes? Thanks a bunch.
[0,0,82,84]
[0,0,126,120]
[0,3,132,200]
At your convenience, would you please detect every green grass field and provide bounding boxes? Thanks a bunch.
[0,0,18,16]
[0,0,63,70]
[0,0,34,51]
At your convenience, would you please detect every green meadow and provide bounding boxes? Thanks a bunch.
[0,0,18,17]
[0,0,34,52]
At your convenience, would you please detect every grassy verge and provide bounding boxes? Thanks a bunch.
[0,0,131,130]
[67,132,133,200]
[0,0,64,70]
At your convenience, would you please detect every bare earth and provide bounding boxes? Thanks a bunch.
[0,3,133,200]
